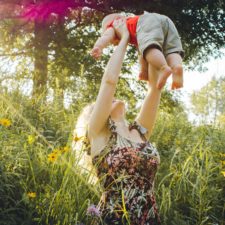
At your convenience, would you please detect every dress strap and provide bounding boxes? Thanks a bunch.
[129,121,148,141]
[108,116,117,134]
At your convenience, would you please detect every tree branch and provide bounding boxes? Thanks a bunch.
[0,51,31,57]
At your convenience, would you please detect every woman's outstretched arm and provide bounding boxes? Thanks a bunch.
[88,20,129,138]
[136,65,162,139]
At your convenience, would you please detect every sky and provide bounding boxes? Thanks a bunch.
[183,54,224,94]
[171,50,225,122]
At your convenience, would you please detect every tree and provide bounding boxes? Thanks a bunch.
[191,76,225,125]
[0,0,224,102]
[2,0,223,60]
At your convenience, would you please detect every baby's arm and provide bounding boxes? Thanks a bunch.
[91,28,116,59]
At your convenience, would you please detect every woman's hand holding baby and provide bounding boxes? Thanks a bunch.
[112,18,129,41]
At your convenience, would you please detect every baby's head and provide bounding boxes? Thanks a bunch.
[102,13,125,32]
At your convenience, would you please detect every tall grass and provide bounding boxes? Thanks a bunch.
[154,113,225,225]
[0,93,100,225]
[0,92,224,225]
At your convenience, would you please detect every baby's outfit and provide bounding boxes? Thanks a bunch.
[107,11,184,58]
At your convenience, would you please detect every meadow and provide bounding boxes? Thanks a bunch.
[0,89,224,225]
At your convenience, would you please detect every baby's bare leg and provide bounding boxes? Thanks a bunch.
[145,47,172,89]
[166,53,183,90]
[138,55,148,81]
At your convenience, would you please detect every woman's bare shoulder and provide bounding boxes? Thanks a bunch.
[90,128,111,159]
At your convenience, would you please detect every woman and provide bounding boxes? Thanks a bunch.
[82,19,162,225]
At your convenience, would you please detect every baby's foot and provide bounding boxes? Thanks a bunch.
[138,69,148,81]
[171,65,183,90]
[157,65,172,89]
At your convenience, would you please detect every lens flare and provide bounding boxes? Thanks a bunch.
[20,0,79,23]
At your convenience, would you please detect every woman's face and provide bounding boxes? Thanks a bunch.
[110,99,126,117]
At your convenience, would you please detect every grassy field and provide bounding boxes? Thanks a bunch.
[0,92,224,225]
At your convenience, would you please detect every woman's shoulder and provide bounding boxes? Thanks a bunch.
[89,117,114,159]
[129,120,148,138]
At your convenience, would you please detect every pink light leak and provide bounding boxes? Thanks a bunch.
[21,0,79,23]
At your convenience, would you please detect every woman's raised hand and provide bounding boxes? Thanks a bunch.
[113,18,129,41]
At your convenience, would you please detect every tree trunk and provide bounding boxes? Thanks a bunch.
[32,20,50,101]
[52,18,66,109]
[54,77,65,109]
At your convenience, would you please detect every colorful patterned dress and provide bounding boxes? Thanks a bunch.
[92,118,161,225]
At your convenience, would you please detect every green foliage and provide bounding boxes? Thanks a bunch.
[0,0,224,101]
[0,87,224,225]
[0,92,100,225]
[1,0,224,70]
[152,109,225,225]
[191,77,225,124]
[157,141,224,225]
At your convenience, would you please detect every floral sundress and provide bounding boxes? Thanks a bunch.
[92,117,161,225]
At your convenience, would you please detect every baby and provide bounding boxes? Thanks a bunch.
[91,12,184,90]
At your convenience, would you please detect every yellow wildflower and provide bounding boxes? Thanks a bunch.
[0,118,11,127]
[73,134,84,142]
[52,148,61,154]
[221,171,225,177]
[61,146,69,153]
[27,192,36,198]
[221,161,225,166]
[27,135,35,145]
[48,152,58,162]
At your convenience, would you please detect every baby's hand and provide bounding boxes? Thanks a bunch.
[90,46,102,59]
